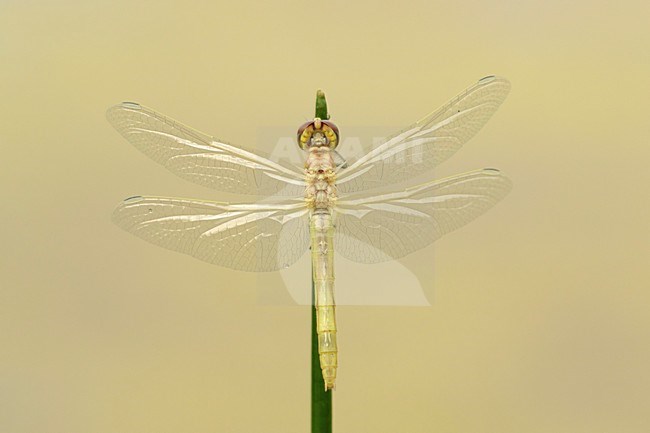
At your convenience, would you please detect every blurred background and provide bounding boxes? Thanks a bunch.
[1,1,649,432]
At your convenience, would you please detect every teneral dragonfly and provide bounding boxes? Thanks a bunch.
[107,75,512,391]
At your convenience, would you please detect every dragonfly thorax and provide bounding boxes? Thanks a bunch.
[305,147,337,210]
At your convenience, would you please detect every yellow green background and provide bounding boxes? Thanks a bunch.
[2,1,649,432]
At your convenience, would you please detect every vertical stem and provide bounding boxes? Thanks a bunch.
[315,89,329,120]
[311,88,332,433]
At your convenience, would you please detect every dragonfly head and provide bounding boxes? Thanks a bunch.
[297,118,339,150]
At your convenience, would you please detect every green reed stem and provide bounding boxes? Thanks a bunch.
[315,89,329,120]
[311,89,332,433]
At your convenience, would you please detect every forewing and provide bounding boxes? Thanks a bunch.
[337,76,511,192]
[107,103,306,196]
[112,196,310,272]
[334,169,512,263]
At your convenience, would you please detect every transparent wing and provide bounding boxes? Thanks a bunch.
[112,196,310,272]
[106,102,307,196]
[334,169,512,263]
[336,76,511,192]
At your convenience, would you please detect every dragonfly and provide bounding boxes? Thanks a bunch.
[107,75,512,391]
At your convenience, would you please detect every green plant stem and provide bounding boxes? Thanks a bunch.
[311,88,332,433]
[315,89,329,120]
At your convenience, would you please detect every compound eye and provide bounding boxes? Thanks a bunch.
[297,123,314,149]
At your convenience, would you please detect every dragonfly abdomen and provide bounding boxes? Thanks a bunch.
[310,209,337,390]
